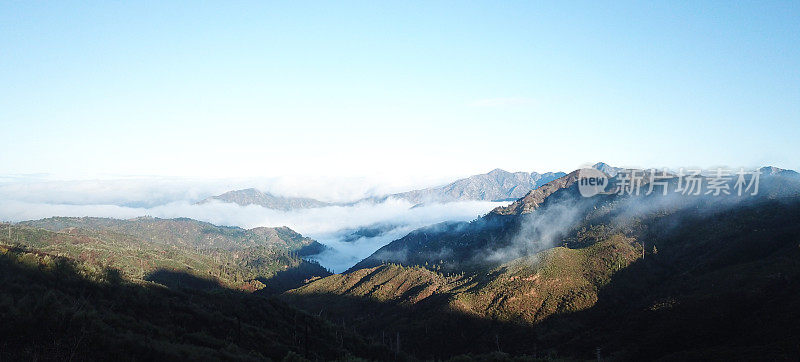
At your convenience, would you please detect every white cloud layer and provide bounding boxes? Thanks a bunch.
[0,178,506,271]
[0,174,456,206]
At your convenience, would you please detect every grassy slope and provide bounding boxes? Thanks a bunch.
[283,199,800,360]
[4,219,330,292]
[288,232,640,321]
[20,216,323,252]
[0,244,392,361]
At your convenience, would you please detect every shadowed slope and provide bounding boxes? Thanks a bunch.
[5,219,331,293]
[283,194,800,360]
[20,216,326,252]
[0,244,394,361]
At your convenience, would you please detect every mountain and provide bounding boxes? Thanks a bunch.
[375,169,567,204]
[20,216,326,253]
[347,163,616,272]
[203,168,566,211]
[199,188,331,210]
[14,216,330,293]
[591,161,623,176]
[284,232,643,358]
[347,167,594,272]
[289,233,642,324]
[281,168,800,359]
[760,165,799,177]
[4,164,800,360]
[0,243,394,360]
[492,169,581,215]
[352,164,800,272]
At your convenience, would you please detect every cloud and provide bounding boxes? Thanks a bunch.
[0,178,507,272]
[310,225,416,273]
[0,174,451,207]
[482,174,800,266]
[306,200,505,272]
[0,178,225,208]
[483,197,589,264]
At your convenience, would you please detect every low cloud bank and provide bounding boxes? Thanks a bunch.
[483,174,800,267]
[0,174,450,207]
[308,201,506,272]
[0,178,505,272]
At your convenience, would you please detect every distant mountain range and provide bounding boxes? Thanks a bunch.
[199,168,567,210]
[371,169,567,204]
[351,164,800,272]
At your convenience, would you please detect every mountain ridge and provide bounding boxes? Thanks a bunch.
[20,215,327,253]
[281,173,800,359]
[372,169,567,204]
[13,216,332,294]
[348,163,800,273]
[199,168,566,210]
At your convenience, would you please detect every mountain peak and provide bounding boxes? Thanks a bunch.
[591,162,621,177]
[759,166,799,177]
[491,170,580,215]
[487,168,511,176]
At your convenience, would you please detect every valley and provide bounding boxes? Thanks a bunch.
[3,165,799,360]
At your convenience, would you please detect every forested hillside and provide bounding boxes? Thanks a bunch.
[283,173,800,360]
[0,243,393,361]
[6,217,330,293]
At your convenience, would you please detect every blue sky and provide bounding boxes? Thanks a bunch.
[2,1,798,181]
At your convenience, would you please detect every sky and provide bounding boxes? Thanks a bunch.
[1,1,799,182]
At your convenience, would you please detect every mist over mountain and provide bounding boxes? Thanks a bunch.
[373,169,567,204]
[185,168,567,271]
[284,165,800,359]
[350,164,800,272]
[201,168,566,211]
